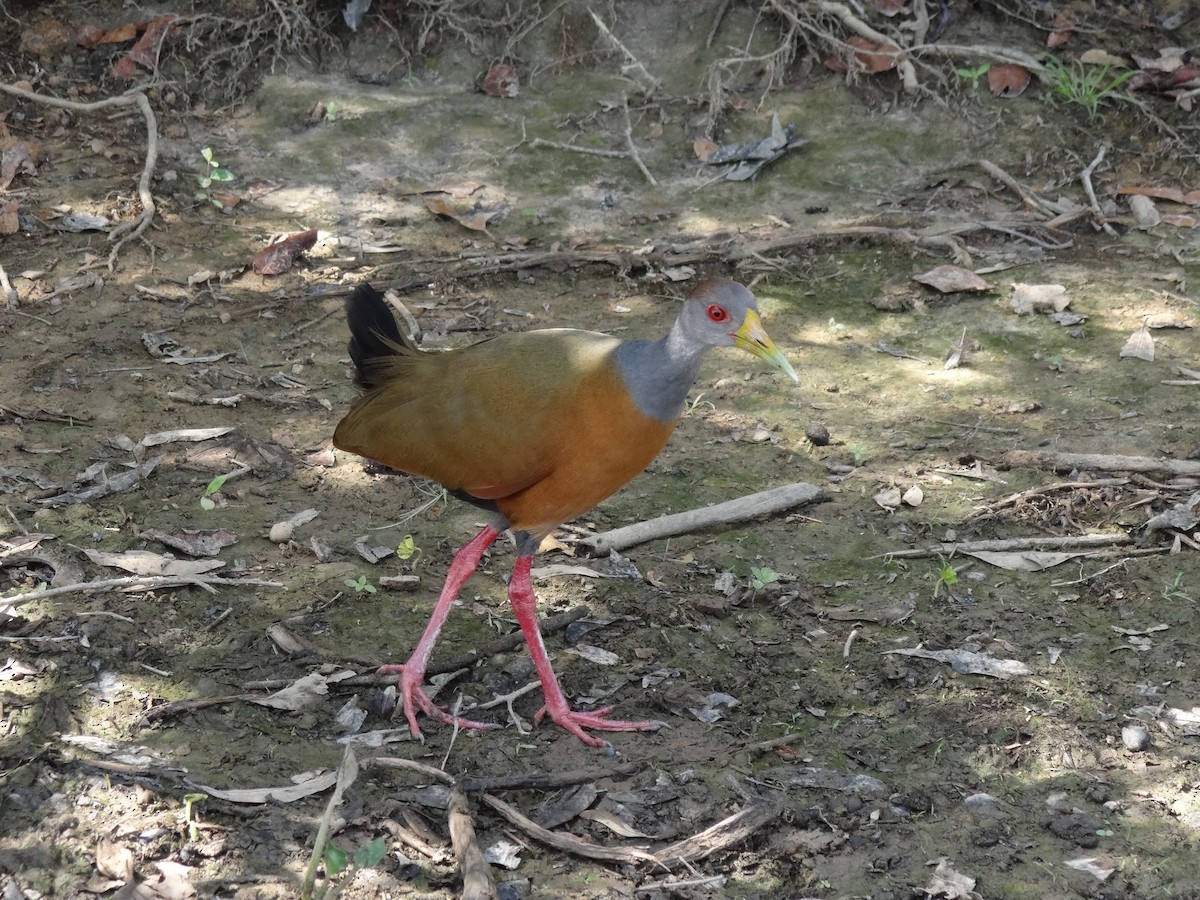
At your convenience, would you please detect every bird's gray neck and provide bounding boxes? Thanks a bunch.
[614,325,708,423]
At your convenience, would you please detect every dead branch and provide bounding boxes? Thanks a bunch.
[656,801,781,864]
[874,533,1134,560]
[621,93,657,186]
[977,160,1060,217]
[479,793,660,865]
[578,483,826,557]
[770,0,919,91]
[394,223,973,280]
[0,83,157,269]
[968,479,1131,518]
[1080,145,1118,237]
[380,817,452,863]
[588,10,661,94]
[449,788,497,900]
[1002,450,1200,478]
[1,573,285,608]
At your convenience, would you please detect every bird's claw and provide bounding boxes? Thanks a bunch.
[534,702,665,747]
[378,663,497,739]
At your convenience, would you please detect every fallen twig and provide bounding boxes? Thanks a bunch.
[873,533,1134,560]
[977,159,1059,217]
[479,792,660,865]
[449,787,497,900]
[1002,450,1200,478]
[578,483,825,556]
[968,479,1131,518]
[0,83,157,269]
[656,801,781,865]
[1,574,285,608]
[1080,145,1118,237]
[621,93,657,186]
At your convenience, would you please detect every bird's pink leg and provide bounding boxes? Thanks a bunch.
[379,524,501,739]
[508,554,663,747]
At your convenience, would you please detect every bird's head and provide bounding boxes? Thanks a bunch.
[680,280,799,384]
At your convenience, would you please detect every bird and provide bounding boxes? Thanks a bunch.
[332,279,798,746]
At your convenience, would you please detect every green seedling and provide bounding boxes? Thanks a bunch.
[200,473,230,510]
[955,63,991,87]
[195,147,234,207]
[1043,58,1145,119]
[182,793,207,842]
[397,534,417,561]
[324,835,386,878]
[1162,572,1192,603]
[750,566,779,590]
[933,560,958,598]
[344,574,376,594]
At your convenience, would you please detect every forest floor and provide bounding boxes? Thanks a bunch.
[2,1,1199,898]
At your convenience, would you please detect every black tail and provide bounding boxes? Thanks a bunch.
[345,283,415,389]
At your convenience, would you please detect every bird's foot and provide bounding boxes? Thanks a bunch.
[378,663,497,739]
[534,702,665,748]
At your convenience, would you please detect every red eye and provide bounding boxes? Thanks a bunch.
[706,304,730,323]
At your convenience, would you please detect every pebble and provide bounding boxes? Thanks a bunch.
[268,521,294,543]
[1121,724,1151,751]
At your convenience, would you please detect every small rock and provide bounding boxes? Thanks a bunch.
[1047,812,1101,848]
[1121,724,1151,751]
[269,521,294,543]
[805,422,831,446]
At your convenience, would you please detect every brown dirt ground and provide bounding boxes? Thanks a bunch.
[2,2,1200,899]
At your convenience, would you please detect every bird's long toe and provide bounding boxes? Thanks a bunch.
[379,663,497,736]
[536,703,665,746]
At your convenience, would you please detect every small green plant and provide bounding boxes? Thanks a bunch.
[955,62,991,87]
[344,574,376,594]
[321,835,386,895]
[397,534,418,561]
[182,793,207,842]
[195,147,234,206]
[199,473,230,510]
[749,566,779,590]
[932,559,959,598]
[1043,58,1145,119]
[1162,572,1192,603]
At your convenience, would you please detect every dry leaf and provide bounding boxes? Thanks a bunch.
[1128,194,1161,230]
[693,137,718,162]
[874,486,902,510]
[0,140,40,190]
[1046,7,1076,48]
[902,485,923,507]
[192,769,339,804]
[914,265,988,293]
[253,228,318,275]
[142,528,238,558]
[422,192,505,231]
[987,64,1031,98]
[964,550,1088,571]
[846,36,906,73]
[886,647,1032,678]
[1010,283,1069,315]
[96,838,135,880]
[0,199,19,235]
[482,63,519,97]
[1117,185,1200,206]
[84,548,225,577]
[1119,325,1154,361]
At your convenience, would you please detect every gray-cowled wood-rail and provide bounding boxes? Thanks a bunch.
[333,279,798,746]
